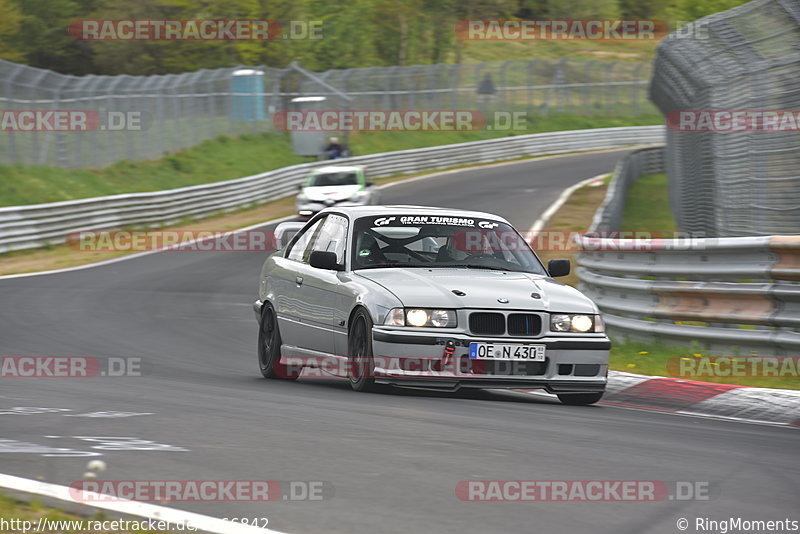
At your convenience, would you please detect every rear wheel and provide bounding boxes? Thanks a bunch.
[347,309,379,392]
[557,392,604,405]
[258,304,299,380]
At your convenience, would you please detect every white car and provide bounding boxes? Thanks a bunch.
[255,206,610,404]
[296,165,380,218]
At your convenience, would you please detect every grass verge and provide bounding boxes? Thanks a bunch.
[0,492,158,533]
[610,340,799,390]
[620,173,677,233]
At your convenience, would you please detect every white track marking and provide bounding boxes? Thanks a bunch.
[528,173,609,236]
[0,473,288,534]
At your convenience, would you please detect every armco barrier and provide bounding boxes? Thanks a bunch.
[0,126,663,254]
[576,148,800,355]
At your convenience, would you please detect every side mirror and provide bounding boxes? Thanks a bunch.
[365,181,375,187]
[297,184,304,191]
[309,250,342,271]
[547,259,570,278]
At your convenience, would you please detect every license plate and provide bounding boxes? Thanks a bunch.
[469,343,545,361]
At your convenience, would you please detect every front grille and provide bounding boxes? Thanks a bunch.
[469,313,505,335]
[507,313,542,337]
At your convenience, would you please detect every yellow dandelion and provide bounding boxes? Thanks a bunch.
[693,353,703,357]
[627,363,637,368]
[638,351,649,355]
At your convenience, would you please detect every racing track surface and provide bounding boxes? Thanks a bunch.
[0,149,797,534]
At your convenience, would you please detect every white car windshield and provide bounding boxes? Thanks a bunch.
[308,172,359,187]
[352,214,547,274]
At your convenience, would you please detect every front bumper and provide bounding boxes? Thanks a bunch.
[370,328,610,393]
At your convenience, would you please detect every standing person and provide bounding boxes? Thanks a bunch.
[324,136,343,159]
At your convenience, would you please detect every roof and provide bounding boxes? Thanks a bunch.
[318,205,511,224]
[310,165,365,173]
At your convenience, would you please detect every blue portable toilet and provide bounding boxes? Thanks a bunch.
[231,69,265,121]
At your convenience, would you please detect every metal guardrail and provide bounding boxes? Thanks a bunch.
[0,126,664,254]
[576,149,800,355]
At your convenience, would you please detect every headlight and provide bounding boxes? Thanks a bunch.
[383,308,457,328]
[406,309,429,326]
[551,314,601,333]
[349,190,369,201]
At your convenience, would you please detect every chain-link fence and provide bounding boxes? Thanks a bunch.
[650,0,800,237]
[0,58,655,169]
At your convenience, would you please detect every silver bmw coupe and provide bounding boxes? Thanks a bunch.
[255,206,610,405]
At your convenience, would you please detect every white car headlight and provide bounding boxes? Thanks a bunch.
[571,315,594,333]
[349,190,369,202]
[551,314,601,333]
[383,308,457,328]
[406,309,429,327]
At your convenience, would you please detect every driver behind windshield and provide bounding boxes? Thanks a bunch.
[351,215,546,274]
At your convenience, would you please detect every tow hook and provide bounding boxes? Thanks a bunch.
[441,339,456,366]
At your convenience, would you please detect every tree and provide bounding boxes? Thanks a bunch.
[668,0,751,21]
[11,0,95,73]
[0,0,23,62]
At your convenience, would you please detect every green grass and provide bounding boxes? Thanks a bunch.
[0,492,160,533]
[0,113,663,207]
[620,172,677,234]
[459,37,659,64]
[610,340,799,390]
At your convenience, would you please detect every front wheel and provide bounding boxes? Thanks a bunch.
[347,309,380,392]
[258,304,299,380]
[557,392,604,406]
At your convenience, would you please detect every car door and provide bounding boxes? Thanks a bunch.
[272,217,326,350]
[290,213,350,355]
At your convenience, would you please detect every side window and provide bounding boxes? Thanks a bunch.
[286,217,325,262]
[311,214,349,264]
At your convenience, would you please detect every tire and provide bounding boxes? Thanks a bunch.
[557,392,604,406]
[347,309,380,392]
[258,304,299,380]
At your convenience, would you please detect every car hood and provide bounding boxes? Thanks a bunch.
[301,185,361,202]
[356,268,597,313]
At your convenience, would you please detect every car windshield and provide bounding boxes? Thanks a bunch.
[351,214,547,274]
[308,171,359,187]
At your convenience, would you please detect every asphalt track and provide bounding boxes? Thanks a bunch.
[0,149,797,534]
